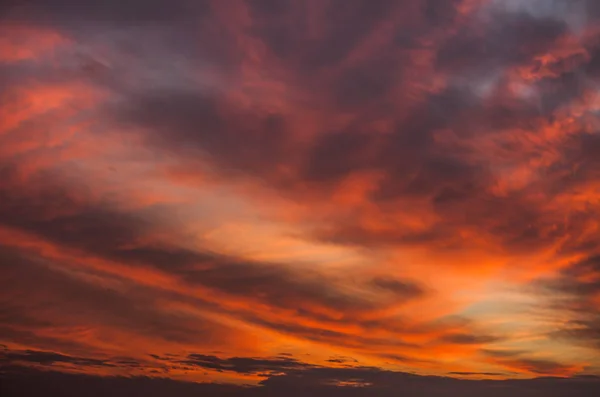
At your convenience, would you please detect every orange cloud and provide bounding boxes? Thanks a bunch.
[2,0,600,388]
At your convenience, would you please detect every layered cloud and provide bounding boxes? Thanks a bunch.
[3,363,600,397]
[1,0,600,394]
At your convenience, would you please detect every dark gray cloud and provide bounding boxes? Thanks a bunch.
[302,130,379,184]
[114,89,292,182]
[422,0,462,25]
[0,348,157,372]
[0,0,235,95]
[298,0,399,70]
[0,349,114,367]
[436,11,567,74]
[178,354,316,374]
[331,51,403,109]
[326,356,359,364]
[1,366,239,397]
[1,0,208,26]
[448,371,507,376]
[3,362,600,397]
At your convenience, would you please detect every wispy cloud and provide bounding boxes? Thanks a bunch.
[1,0,600,391]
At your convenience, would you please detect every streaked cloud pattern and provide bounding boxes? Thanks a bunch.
[1,0,600,395]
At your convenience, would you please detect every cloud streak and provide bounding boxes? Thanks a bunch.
[1,0,600,393]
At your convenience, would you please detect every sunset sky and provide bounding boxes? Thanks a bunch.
[1,0,600,395]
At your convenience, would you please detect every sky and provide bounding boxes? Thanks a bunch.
[1,0,600,395]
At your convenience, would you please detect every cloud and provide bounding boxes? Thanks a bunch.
[326,356,359,364]
[293,0,399,70]
[0,245,234,349]
[534,256,600,351]
[0,166,438,360]
[178,354,316,374]
[1,366,241,397]
[97,0,600,264]
[448,371,507,376]
[369,277,425,298]
[4,363,600,397]
[0,349,114,368]
[482,350,580,376]
[438,333,501,345]
[2,0,600,387]
[436,10,568,74]
[113,88,294,184]
[1,0,208,26]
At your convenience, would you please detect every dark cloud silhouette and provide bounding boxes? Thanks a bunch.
[0,366,241,397]
[3,364,600,397]
[179,354,316,374]
[448,371,507,376]
[0,349,114,368]
[326,356,359,364]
